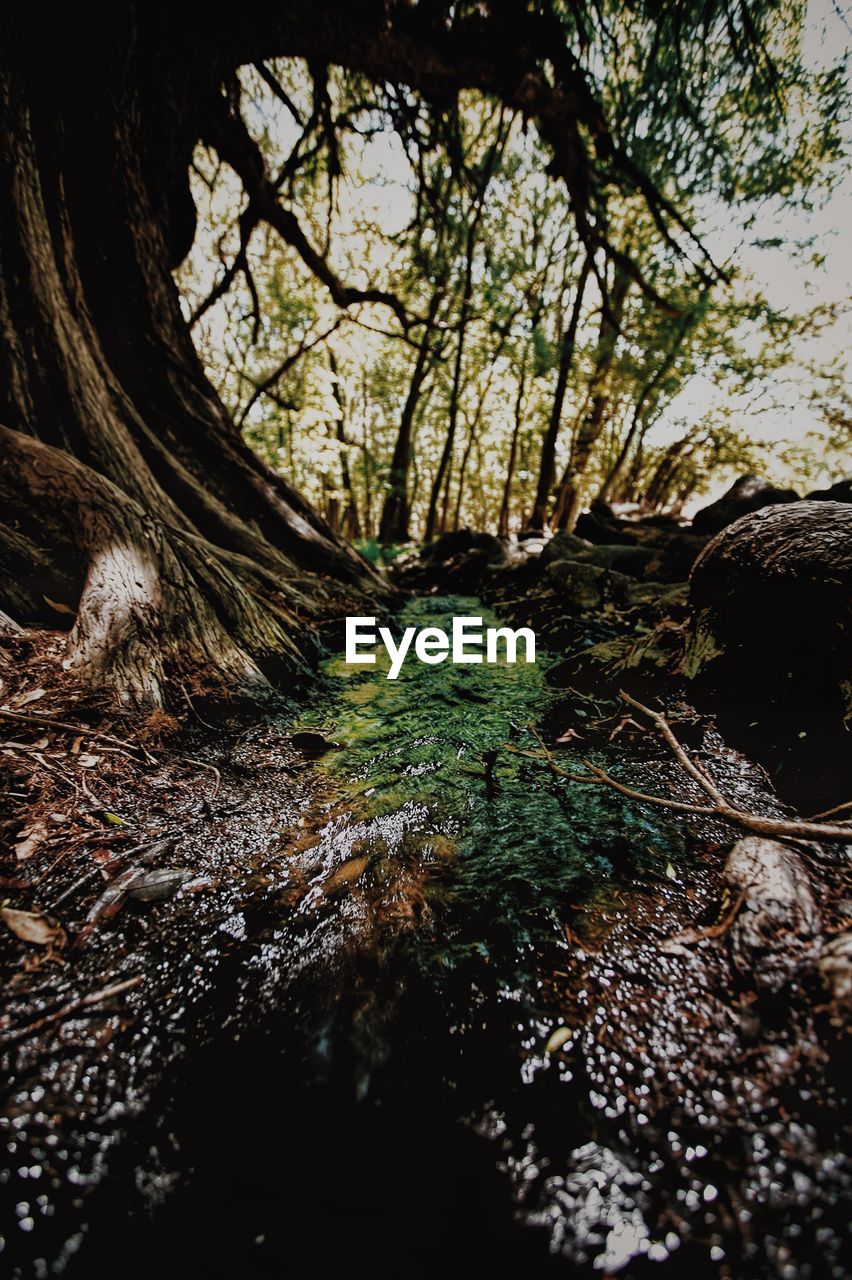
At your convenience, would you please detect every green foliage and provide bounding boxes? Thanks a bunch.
[177,5,849,537]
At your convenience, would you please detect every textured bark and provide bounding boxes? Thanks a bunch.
[528,256,590,530]
[0,14,385,704]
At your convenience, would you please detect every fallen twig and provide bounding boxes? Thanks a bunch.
[508,695,852,844]
[0,976,142,1047]
[661,888,747,950]
[0,708,157,764]
[180,756,222,797]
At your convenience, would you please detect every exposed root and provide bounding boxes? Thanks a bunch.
[507,691,852,843]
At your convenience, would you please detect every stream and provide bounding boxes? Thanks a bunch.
[3,596,848,1278]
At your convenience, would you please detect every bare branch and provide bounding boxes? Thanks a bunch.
[508,695,852,844]
[236,319,343,426]
[203,94,419,331]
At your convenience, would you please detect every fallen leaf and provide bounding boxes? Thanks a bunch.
[2,907,66,949]
[14,822,48,861]
[665,861,678,880]
[323,855,369,891]
[126,868,193,904]
[43,596,76,616]
[545,1026,572,1054]
[77,754,102,769]
[102,811,127,826]
[13,687,46,708]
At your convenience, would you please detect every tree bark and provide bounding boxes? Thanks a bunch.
[378,294,442,543]
[528,256,590,529]
[497,354,528,538]
[550,263,631,530]
[0,19,383,705]
[596,315,689,505]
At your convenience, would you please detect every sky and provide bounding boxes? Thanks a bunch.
[651,0,852,501]
[203,0,851,511]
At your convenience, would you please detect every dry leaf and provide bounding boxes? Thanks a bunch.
[1,906,66,948]
[323,855,369,891]
[13,687,46,708]
[14,822,48,861]
[43,596,76,616]
[77,754,102,769]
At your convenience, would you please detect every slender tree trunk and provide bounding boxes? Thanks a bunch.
[423,117,507,541]
[550,264,631,530]
[528,256,590,529]
[424,229,475,541]
[329,351,361,539]
[644,433,697,509]
[498,353,528,537]
[596,316,689,505]
[378,288,443,543]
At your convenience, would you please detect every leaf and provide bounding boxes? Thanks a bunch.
[77,753,102,769]
[126,868,193,904]
[13,687,46,708]
[102,811,127,827]
[545,1026,572,1054]
[2,907,66,948]
[665,861,677,880]
[323,855,369,892]
[14,822,48,861]
[43,596,76,616]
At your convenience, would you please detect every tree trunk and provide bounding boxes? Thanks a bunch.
[550,263,631,530]
[329,351,361,539]
[528,256,590,529]
[378,289,443,543]
[497,354,528,537]
[0,22,383,706]
[597,315,690,505]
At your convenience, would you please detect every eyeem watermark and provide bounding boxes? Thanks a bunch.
[345,616,536,679]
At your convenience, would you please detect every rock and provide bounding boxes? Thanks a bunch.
[574,503,638,545]
[643,532,709,583]
[290,730,342,754]
[688,502,852,717]
[393,528,508,592]
[544,560,630,611]
[420,528,505,565]
[724,837,820,991]
[579,544,656,576]
[539,531,594,566]
[691,474,799,535]
[805,477,852,504]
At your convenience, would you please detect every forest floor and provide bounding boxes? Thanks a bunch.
[1,568,850,1278]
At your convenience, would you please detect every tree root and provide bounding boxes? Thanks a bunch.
[508,691,852,843]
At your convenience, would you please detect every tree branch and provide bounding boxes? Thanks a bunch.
[202,93,418,331]
[508,694,852,844]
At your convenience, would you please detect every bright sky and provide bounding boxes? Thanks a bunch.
[652,0,852,501]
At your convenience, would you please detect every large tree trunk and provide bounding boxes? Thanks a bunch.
[0,18,382,705]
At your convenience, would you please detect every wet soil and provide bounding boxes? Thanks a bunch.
[1,598,849,1278]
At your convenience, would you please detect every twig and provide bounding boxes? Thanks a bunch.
[807,798,852,822]
[180,757,221,798]
[507,697,852,843]
[0,976,142,1047]
[179,684,216,730]
[0,708,157,764]
[661,889,747,950]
